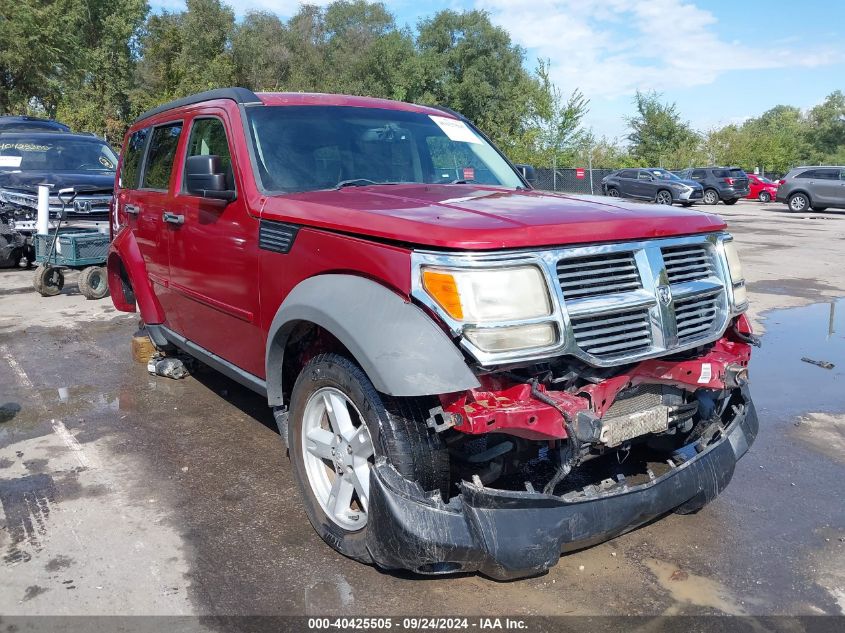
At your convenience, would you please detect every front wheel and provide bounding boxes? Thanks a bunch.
[606,187,620,198]
[758,191,771,203]
[655,189,673,205]
[723,198,738,205]
[703,189,719,205]
[288,353,450,562]
[811,206,828,212]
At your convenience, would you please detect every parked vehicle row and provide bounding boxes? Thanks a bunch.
[600,168,703,206]
[107,87,758,579]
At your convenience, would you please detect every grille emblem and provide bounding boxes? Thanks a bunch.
[74,200,92,213]
[657,285,672,306]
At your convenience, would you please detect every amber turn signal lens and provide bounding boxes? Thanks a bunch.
[421,269,463,320]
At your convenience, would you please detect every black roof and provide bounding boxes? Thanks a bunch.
[0,115,71,133]
[0,131,107,141]
[134,87,262,125]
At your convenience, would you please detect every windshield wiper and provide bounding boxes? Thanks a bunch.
[333,179,402,190]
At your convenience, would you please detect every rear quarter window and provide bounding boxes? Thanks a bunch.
[120,128,149,190]
[142,123,183,190]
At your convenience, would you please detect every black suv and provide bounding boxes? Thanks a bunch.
[677,167,749,205]
[601,168,703,206]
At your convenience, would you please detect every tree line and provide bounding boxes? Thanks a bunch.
[1,0,842,174]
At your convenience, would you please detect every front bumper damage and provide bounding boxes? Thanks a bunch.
[365,386,757,580]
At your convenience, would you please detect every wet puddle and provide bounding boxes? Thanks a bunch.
[751,299,845,418]
[645,558,748,615]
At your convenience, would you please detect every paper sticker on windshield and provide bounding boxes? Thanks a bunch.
[429,115,482,144]
[0,156,22,168]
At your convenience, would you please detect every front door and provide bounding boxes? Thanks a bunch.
[166,113,263,378]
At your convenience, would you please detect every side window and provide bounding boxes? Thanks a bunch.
[817,169,839,180]
[618,169,635,179]
[142,123,183,190]
[797,170,818,179]
[184,118,234,190]
[637,171,652,180]
[120,128,148,190]
[691,170,706,179]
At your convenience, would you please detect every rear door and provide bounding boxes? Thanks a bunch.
[166,111,263,377]
[135,121,184,325]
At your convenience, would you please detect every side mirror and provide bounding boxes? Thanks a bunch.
[514,163,537,186]
[185,155,236,202]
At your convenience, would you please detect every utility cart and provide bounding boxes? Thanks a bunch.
[32,188,110,299]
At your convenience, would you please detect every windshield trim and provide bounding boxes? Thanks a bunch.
[242,104,530,197]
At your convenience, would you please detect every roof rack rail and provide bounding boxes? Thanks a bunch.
[134,87,262,124]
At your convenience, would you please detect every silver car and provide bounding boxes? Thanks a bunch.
[776,166,845,212]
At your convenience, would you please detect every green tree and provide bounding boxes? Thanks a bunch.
[232,11,290,91]
[174,0,235,95]
[414,10,538,150]
[55,0,149,142]
[626,91,699,167]
[132,11,185,113]
[806,90,845,162]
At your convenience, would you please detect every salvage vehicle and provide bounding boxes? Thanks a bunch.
[746,173,778,203]
[108,88,759,580]
[0,132,116,267]
[601,168,703,206]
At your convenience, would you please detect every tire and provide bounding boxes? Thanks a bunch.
[78,266,109,300]
[10,248,23,269]
[655,189,673,205]
[288,353,449,563]
[788,192,809,212]
[606,187,620,198]
[703,189,719,205]
[723,198,738,205]
[681,202,693,207]
[811,206,828,212]
[32,265,64,297]
[758,191,771,203]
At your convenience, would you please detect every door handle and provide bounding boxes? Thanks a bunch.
[125,204,140,215]
[162,211,185,225]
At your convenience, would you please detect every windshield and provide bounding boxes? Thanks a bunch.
[648,169,680,181]
[246,106,524,193]
[0,136,117,172]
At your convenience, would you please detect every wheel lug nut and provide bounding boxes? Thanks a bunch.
[346,445,353,454]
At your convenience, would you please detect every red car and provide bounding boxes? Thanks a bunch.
[746,173,778,202]
[106,88,758,579]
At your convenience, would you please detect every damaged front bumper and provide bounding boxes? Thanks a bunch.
[365,386,758,580]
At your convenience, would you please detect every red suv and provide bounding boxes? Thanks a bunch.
[108,88,759,580]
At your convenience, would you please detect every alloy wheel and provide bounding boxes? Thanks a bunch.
[789,194,807,212]
[704,190,718,205]
[656,191,672,205]
[301,387,375,530]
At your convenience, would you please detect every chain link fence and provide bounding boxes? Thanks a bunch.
[533,168,615,195]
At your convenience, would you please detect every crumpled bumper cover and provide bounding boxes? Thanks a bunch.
[365,388,758,580]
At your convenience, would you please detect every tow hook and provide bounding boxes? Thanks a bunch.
[426,406,461,433]
[732,326,762,347]
[724,364,750,389]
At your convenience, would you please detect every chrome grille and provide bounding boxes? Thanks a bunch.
[571,307,652,358]
[675,291,722,343]
[662,244,714,283]
[557,252,641,299]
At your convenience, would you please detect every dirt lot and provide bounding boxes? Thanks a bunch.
[0,200,843,621]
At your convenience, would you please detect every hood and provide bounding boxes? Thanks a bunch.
[0,170,114,193]
[261,184,726,250]
[676,178,703,188]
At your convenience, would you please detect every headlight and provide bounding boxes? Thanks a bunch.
[421,265,551,322]
[420,264,557,354]
[722,239,747,310]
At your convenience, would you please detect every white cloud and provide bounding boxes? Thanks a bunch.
[476,0,843,100]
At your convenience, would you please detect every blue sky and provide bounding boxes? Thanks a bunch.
[151,0,845,139]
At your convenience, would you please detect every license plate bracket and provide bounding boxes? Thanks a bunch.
[599,405,670,447]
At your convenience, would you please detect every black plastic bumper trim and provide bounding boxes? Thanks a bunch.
[366,388,758,580]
